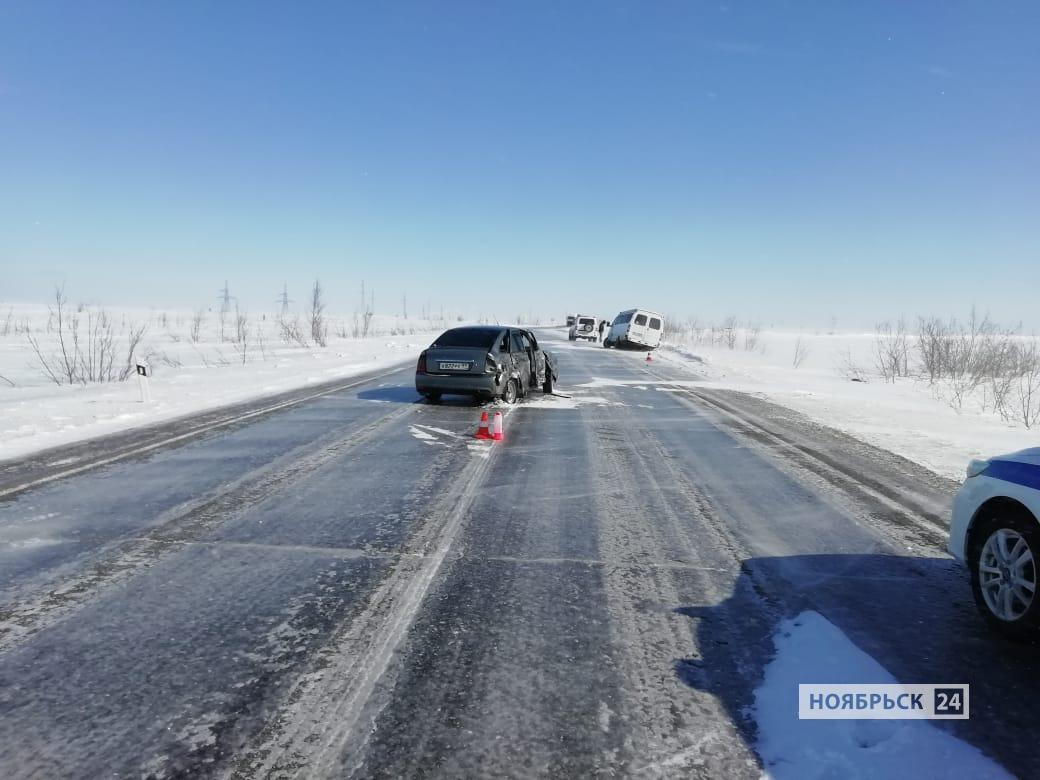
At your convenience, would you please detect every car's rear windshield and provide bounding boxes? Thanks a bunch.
[578,318,595,325]
[432,327,501,349]
[634,314,648,326]
[649,317,662,330]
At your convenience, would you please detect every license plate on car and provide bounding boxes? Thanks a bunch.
[438,361,470,371]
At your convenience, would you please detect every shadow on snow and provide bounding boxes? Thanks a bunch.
[673,553,1040,778]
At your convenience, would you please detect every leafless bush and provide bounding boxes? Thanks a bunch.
[145,348,182,369]
[792,337,810,369]
[255,321,268,361]
[838,348,868,382]
[939,310,1019,411]
[1,307,12,337]
[0,373,14,388]
[118,323,148,381]
[1015,341,1040,429]
[310,279,328,347]
[190,308,205,343]
[352,309,374,339]
[26,286,147,384]
[278,315,308,348]
[721,316,738,350]
[744,325,761,352]
[874,319,910,383]
[917,316,948,384]
[233,305,250,364]
[28,286,79,384]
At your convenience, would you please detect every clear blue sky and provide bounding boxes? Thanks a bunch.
[2,1,1037,328]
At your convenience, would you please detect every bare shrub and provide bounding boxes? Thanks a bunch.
[744,325,761,352]
[916,316,949,384]
[27,285,79,384]
[279,315,308,348]
[874,319,910,383]
[310,279,328,347]
[26,287,147,384]
[118,322,149,381]
[233,305,250,364]
[838,348,867,382]
[792,337,810,369]
[190,308,205,343]
[721,316,738,349]
[1,307,12,337]
[1015,340,1040,429]
[145,348,182,369]
[255,321,268,361]
[941,309,1019,411]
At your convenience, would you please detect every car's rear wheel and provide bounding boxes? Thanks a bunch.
[970,510,1040,639]
[423,392,441,403]
[502,379,518,404]
[603,338,613,348]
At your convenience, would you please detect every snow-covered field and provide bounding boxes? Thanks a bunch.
[657,330,1038,481]
[0,302,449,462]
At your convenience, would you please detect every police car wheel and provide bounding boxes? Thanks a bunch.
[970,510,1040,639]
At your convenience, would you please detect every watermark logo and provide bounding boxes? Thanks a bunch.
[799,684,969,719]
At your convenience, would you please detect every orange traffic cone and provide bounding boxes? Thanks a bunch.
[475,411,492,439]
[646,352,653,362]
[492,411,504,441]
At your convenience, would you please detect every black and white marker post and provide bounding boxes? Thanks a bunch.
[136,363,151,403]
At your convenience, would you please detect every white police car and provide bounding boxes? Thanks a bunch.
[949,448,1040,638]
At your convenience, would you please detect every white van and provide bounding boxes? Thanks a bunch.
[569,314,599,342]
[604,309,664,349]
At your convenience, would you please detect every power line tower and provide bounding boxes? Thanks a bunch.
[277,283,292,317]
[218,281,233,314]
[217,281,233,342]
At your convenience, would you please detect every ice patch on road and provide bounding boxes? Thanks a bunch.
[408,422,495,458]
[2,536,66,549]
[408,426,438,445]
[578,377,704,389]
[523,393,623,409]
[412,424,467,441]
[754,611,1011,780]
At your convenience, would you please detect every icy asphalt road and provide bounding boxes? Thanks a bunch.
[0,330,1037,779]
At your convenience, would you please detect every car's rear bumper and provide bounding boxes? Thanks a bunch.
[416,372,504,397]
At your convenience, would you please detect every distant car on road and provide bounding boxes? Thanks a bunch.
[603,308,664,350]
[568,315,599,342]
[566,314,576,327]
[949,448,1040,638]
[416,326,558,404]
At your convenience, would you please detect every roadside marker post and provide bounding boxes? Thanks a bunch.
[136,363,151,404]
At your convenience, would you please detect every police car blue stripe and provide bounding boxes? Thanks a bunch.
[983,459,1040,491]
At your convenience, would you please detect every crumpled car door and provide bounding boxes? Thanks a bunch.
[525,332,547,384]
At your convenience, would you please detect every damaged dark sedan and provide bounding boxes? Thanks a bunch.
[415,326,559,403]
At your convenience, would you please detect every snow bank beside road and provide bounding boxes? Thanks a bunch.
[657,332,1038,481]
[754,611,1010,780]
[0,303,443,462]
